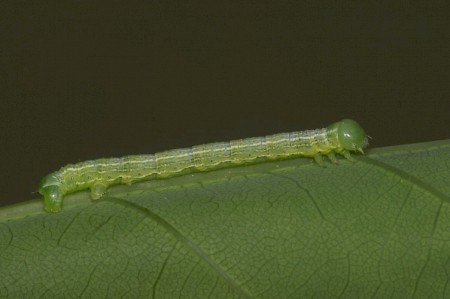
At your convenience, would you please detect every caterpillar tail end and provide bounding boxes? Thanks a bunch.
[39,185,63,213]
[38,174,63,213]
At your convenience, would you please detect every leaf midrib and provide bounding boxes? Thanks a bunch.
[104,195,253,299]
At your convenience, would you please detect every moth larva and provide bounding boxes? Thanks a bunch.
[39,119,368,213]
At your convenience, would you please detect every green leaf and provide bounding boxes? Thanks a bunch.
[1,140,450,298]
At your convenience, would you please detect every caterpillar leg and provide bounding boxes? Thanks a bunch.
[327,152,338,164]
[313,155,326,167]
[341,150,356,162]
[90,183,108,200]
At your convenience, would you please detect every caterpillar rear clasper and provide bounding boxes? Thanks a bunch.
[39,119,368,213]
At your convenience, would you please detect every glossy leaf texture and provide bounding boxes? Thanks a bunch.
[1,140,450,298]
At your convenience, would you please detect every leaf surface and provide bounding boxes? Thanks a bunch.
[1,140,450,298]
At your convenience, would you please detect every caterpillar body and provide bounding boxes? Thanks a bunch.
[39,119,368,213]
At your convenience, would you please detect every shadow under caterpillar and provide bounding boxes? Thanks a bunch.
[39,119,368,213]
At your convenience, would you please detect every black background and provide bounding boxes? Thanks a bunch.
[1,2,450,207]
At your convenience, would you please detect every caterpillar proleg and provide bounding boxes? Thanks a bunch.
[39,119,368,212]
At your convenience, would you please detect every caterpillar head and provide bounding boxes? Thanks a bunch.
[328,119,368,153]
[38,173,63,213]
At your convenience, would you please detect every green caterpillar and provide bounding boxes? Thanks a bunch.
[39,119,368,213]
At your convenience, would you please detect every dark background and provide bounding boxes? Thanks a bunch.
[1,2,450,207]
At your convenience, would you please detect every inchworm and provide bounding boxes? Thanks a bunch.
[39,119,368,212]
